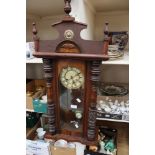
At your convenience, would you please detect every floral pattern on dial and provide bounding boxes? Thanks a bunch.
[60,66,84,89]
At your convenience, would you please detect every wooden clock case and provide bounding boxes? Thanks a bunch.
[32,0,109,145]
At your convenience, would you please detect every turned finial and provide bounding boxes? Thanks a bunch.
[102,22,109,60]
[64,0,71,15]
[32,22,39,51]
[104,22,109,40]
[32,22,37,36]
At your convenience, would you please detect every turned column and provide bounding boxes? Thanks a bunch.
[43,58,56,134]
[87,60,101,141]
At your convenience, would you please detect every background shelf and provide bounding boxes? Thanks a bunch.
[26,58,43,64]
[102,51,129,65]
[97,117,129,123]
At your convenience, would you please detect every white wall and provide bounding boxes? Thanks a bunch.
[70,0,95,40]
[27,63,44,79]
[100,65,129,83]
[94,11,129,41]
[26,15,64,42]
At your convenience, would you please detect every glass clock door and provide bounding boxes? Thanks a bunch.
[58,65,85,133]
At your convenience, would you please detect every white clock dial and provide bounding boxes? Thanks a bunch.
[73,75,79,81]
[60,66,84,89]
[65,70,76,79]
[79,78,83,82]
[68,79,73,84]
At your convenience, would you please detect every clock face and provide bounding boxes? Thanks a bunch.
[60,66,84,89]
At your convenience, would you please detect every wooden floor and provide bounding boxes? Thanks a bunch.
[96,120,129,155]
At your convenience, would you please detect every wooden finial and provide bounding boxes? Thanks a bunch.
[32,22,39,51]
[104,22,109,40]
[64,0,71,15]
[32,22,38,37]
[102,22,109,60]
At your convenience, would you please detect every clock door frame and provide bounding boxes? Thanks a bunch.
[42,56,101,144]
[55,59,86,136]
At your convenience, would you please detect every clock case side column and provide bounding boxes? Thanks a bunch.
[43,58,57,134]
[84,60,101,141]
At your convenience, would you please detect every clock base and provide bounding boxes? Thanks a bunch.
[44,132,98,145]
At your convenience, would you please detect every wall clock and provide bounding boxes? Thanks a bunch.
[32,0,109,145]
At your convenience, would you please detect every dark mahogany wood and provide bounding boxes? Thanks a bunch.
[42,59,56,134]
[33,0,110,145]
[91,61,101,91]
[86,60,101,141]
[33,21,109,59]
[87,108,97,141]
[33,52,109,60]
